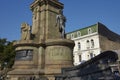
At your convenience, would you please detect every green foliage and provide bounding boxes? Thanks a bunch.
[0,38,15,69]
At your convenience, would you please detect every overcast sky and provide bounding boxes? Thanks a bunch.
[0,0,120,41]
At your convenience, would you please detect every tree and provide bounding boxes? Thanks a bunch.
[0,38,15,69]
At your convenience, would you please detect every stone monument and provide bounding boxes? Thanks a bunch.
[8,0,74,80]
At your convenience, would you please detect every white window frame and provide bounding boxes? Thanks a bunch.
[77,31,81,37]
[88,28,92,34]
[91,39,94,48]
[78,42,81,50]
[71,33,74,39]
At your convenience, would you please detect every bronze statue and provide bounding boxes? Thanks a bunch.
[56,10,66,38]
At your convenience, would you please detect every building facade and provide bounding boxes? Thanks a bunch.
[66,22,120,65]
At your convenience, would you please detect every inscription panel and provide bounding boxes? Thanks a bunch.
[46,46,72,60]
[15,49,33,61]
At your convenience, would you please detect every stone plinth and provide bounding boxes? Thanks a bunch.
[12,40,39,69]
[45,39,74,74]
[8,39,74,80]
[8,40,44,80]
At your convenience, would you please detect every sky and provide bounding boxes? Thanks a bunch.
[0,0,120,41]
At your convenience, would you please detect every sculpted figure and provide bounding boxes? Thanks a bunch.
[21,23,31,40]
[56,10,66,38]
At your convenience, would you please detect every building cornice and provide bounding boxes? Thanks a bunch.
[74,48,101,53]
[72,32,98,41]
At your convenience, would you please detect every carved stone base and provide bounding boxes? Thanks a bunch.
[8,39,74,80]
[45,39,74,74]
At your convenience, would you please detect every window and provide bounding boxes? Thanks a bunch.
[90,53,94,58]
[77,31,81,37]
[91,39,94,48]
[67,34,71,39]
[88,55,89,59]
[71,33,74,39]
[88,28,92,34]
[79,55,81,62]
[78,42,81,50]
[86,40,90,49]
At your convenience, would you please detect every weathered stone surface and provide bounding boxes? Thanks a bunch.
[30,0,64,42]
[21,23,31,40]
[55,51,120,80]
[7,0,74,80]
[45,39,74,74]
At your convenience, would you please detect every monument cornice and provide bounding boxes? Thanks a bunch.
[45,39,75,48]
[13,40,45,48]
[8,69,45,75]
[30,0,63,11]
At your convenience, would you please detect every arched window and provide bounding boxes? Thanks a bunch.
[87,55,89,59]
[90,53,94,58]
[88,28,92,34]
[86,40,90,49]
[77,31,81,37]
[78,42,81,50]
[71,33,74,39]
[91,39,94,48]
[79,55,81,62]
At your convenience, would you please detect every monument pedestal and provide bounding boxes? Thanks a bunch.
[7,0,75,80]
[8,39,74,80]
[45,39,74,72]
[44,39,74,79]
[8,40,44,80]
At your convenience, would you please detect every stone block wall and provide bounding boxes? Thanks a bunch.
[55,51,120,80]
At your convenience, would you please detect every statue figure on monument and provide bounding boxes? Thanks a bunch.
[56,9,66,38]
[21,23,31,40]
